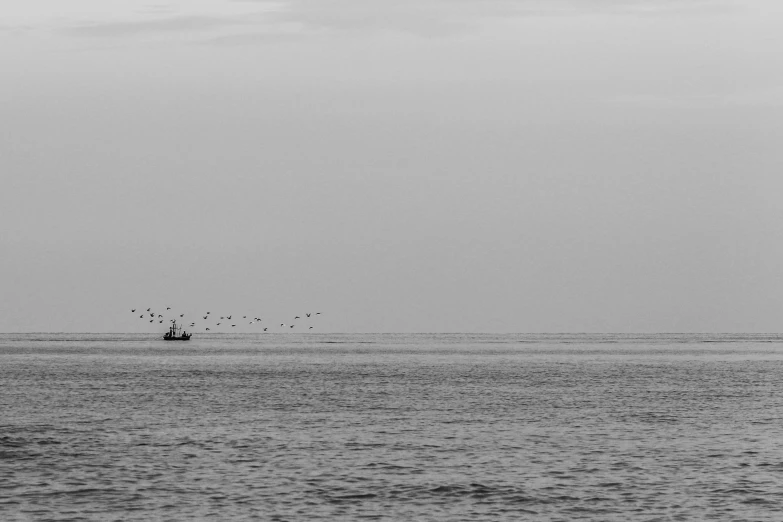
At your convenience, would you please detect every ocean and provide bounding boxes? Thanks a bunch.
[2,333,782,521]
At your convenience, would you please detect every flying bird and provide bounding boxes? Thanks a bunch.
[294,316,300,320]
[306,313,310,318]
[159,320,163,323]
[166,307,171,310]
[243,316,246,319]
[263,328,267,331]
[217,323,221,325]
[206,328,210,331]
[150,320,153,323]
[227,316,232,320]
[316,313,321,315]
[231,325,236,327]
[132,309,136,313]
[147,308,151,312]
[309,327,313,329]
[203,316,208,319]
[180,314,184,317]
[140,315,144,318]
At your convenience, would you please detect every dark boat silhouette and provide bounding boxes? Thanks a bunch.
[164,321,191,341]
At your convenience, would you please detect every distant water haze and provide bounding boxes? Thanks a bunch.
[2,0,783,332]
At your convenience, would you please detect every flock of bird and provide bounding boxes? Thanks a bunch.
[130,307,321,333]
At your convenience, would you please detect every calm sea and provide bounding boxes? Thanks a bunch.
[2,333,783,521]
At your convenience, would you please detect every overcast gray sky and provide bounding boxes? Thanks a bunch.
[2,0,782,333]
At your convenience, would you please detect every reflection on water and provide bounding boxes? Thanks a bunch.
[2,333,783,520]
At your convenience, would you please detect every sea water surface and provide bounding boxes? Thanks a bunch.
[2,333,783,520]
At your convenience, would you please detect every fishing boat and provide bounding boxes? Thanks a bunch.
[164,321,191,341]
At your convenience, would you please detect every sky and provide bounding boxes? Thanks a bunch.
[2,0,783,333]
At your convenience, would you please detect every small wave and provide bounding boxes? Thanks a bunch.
[363,462,414,470]
[0,436,26,448]
[742,497,775,505]
[334,493,377,500]
[321,342,375,344]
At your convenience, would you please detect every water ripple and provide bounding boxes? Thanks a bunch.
[2,333,783,520]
